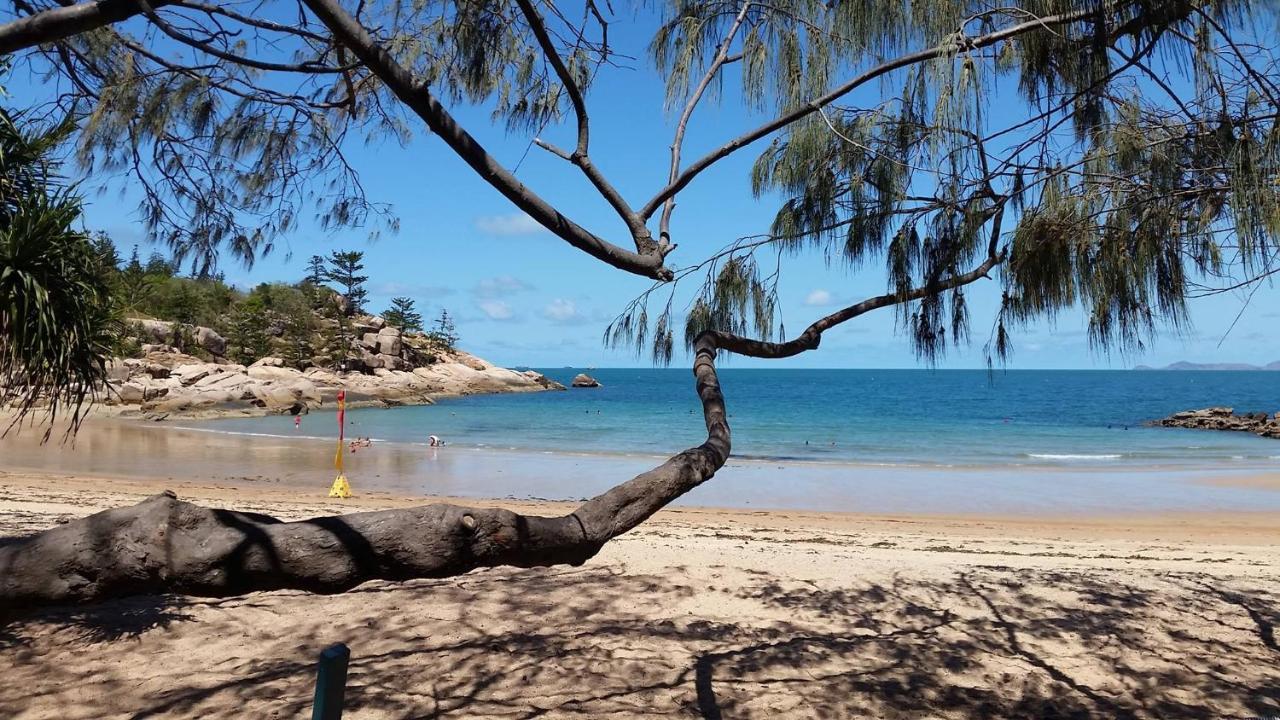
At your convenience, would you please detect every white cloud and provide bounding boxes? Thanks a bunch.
[477,300,515,321]
[372,282,455,297]
[543,298,584,324]
[475,213,545,236]
[473,275,534,298]
[804,289,834,306]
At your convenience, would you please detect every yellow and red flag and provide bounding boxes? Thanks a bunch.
[329,389,351,498]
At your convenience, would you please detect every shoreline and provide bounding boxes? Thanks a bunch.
[2,415,1280,517]
[168,417,1280,474]
[4,468,1280,544]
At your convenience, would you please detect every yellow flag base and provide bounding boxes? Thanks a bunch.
[328,473,352,499]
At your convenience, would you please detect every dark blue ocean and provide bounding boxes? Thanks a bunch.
[205,369,1280,470]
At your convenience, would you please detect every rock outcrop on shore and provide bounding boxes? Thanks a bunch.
[102,348,565,420]
[1149,407,1280,439]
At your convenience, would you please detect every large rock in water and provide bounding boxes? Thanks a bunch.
[571,373,601,388]
[1150,407,1280,439]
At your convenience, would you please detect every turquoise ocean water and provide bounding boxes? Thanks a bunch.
[201,369,1280,470]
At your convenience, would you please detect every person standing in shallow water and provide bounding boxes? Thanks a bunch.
[294,415,301,430]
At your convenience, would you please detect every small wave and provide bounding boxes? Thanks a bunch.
[1026,453,1123,460]
[168,426,326,441]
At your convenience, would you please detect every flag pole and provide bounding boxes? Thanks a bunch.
[329,388,352,498]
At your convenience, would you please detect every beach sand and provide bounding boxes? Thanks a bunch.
[1,465,1278,719]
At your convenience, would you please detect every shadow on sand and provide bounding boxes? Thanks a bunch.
[1,560,1277,719]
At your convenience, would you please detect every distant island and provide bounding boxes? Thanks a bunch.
[1133,361,1280,371]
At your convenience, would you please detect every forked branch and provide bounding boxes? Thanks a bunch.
[513,0,654,250]
[296,0,671,278]
[659,0,752,244]
[638,5,1118,223]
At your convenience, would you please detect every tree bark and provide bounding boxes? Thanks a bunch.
[0,255,1002,607]
[0,0,167,55]
[0,335,728,607]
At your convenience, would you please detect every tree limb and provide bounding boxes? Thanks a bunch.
[0,344,728,606]
[135,0,353,75]
[512,0,653,250]
[0,0,672,279]
[638,5,1110,223]
[0,252,1003,606]
[296,0,670,279]
[659,0,752,244]
[0,0,169,54]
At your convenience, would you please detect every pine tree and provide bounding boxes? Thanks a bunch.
[427,309,458,351]
[144,251,175,278]
[167,283,199,325]
[276,306,314,369]
[382,297,422,333]
[225,300,270,365]
[90,232,119,273]
[323,250,367,316]
[116,246,153,311]
[305,255,327,286]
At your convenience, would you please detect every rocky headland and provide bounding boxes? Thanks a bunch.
[1148,407,1280,439]
[101,315,564,420]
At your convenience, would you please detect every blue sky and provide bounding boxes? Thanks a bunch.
[16,11,1280,369]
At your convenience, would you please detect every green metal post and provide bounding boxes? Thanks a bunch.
[311,643,350,720]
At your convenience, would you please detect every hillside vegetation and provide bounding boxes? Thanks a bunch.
[103,244,458,372]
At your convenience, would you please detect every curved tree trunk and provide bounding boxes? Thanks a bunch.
[0,255,999,607]
[0,336,728,607]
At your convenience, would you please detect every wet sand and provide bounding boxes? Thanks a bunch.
[3,417,1280,515]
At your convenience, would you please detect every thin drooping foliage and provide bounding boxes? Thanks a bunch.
[0,106,115,438]
[0,1,1278,604]
[610,0,1280,365]
[4,1,1276,365]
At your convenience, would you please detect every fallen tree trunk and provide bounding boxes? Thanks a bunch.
[0,334,728,607]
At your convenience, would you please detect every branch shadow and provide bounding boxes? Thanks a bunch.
[1,563,1277,719]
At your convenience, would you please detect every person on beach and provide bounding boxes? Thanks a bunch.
[428,435,441,447]
[294,415,301,430]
